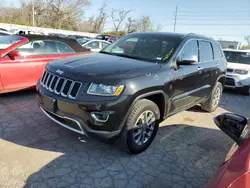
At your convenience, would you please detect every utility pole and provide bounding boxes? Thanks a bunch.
[32,0,35,26]
[173,6,178,33]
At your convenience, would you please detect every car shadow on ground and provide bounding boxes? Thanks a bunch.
[187,90,250,117]
[0,90,234,188]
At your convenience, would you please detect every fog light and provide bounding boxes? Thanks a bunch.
[238,81,243,86]
[91,112,109,123]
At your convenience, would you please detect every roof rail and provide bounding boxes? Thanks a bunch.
[187,33,213,40]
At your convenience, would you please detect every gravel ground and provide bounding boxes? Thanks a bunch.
[0,90,249,188]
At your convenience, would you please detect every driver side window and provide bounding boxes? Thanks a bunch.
[179,40,198,61]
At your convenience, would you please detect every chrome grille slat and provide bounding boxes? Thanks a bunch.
[48,75,55,91]
[42,72,49,86]
[60,79,68,96]
[45,74,51,89]
[61,80,73,97]
[41,71,81,99]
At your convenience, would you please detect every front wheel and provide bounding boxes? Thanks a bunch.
[120,99,160,154]
[201,82,223,112]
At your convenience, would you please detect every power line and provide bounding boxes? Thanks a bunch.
[173,6,178,32]
[177,17,250,20]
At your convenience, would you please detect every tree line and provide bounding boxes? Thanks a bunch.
[0,0,161,35]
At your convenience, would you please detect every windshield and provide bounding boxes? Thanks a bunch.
[224,51,250,65]
[100,34,181,63]
[0,35,24,49]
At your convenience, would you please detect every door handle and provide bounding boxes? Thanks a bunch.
[215,63,219,67]
[197,67,203,71]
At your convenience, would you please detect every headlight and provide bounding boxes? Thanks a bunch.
[234,69,248,75]
[87,83,124,96]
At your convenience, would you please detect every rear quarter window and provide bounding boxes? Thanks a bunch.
[212,43,224,60]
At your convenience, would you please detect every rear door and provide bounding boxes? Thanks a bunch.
[198,40,217,95]
[0,40,76,92]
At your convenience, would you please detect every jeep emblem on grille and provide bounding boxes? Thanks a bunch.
[56,69,64,75]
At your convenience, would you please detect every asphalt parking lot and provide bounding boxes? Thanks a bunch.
[0,90,249,188]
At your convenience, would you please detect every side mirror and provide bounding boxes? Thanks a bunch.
[214,113,248,145]
[177,54,198,65]
[8,50,21,60]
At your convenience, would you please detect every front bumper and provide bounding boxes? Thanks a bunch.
[36,82,132,139]
[225,73,250,88]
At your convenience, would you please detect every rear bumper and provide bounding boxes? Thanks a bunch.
[36,82,132,139]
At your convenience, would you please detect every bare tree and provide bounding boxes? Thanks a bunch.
[135,15,162,32]
[126,17,137,33]
[245,36,250,46]
[90,0,108,33]
[111,9,131,32]
[48,0,90,29]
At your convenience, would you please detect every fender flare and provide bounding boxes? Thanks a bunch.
[118,90,168,131]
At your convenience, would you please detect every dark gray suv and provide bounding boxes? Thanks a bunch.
[37,32,227,154]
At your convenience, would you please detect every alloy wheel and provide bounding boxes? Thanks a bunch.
[133,110,156,146]
[212,87,221,108]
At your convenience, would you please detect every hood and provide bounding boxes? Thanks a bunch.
[227,62,250,70]
[47,53,161,82]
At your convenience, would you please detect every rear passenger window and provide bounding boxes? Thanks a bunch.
[199,41,213,62]
[212,43,223,59]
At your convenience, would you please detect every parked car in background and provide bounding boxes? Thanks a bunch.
[8,28,45,35]
[207,113,250,188]
[0,30,12,36]
[67,35,92,40]
[36,32,226,154]
[0,28,8,31]
[95,34,120,43]
[223,49,250,94]
[48,33,67,38]
[77,39,110,52]
[0,35,91,94]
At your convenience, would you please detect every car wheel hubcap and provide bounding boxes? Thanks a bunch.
[212,87,221,107]
[133,110,156,146]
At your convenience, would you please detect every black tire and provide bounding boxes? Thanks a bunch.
[201,82,223,112]
[120,99,160,154]
[243,85,250,95]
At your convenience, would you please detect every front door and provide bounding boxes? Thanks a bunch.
[168,40,206,113]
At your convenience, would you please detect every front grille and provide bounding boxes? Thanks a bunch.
[227,68,234,73]
[226,78,235,86]
[40,71,82,99]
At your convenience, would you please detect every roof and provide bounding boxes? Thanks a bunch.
[18,34,90,53]
[127,32,214,41]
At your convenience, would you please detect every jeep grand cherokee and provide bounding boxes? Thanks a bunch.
[36,32,227,154]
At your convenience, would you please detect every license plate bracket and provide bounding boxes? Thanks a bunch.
[41,96,56,112]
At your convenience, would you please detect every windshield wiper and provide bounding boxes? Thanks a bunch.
[99,51,114,55]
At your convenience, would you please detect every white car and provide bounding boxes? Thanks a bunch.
[224,49,250,94]
[77,39,110,52]
[8,28,45,35]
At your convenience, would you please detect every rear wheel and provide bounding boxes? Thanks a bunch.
[201,82,223,112]
[120,99,160,154]
[243,85,250,95]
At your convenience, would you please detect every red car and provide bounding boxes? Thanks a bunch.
[207,113,250,188]
[0,35,90,94]
[95,34,120,43]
